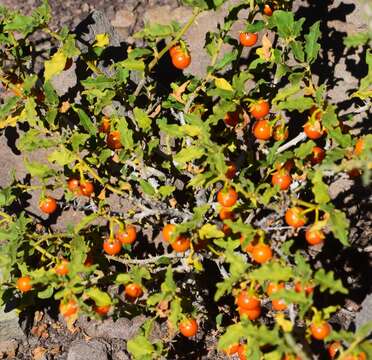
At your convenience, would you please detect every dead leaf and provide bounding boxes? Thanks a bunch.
[171,80,190,104]
[149,104,161,118]
[169,198,177,208]
[34,311,44,323]
[256,33,272,61]
[60,101,70,113]
[32,347,47,360]
[98,188,106,200]
[49,345,61,356]
[112,153,120,163]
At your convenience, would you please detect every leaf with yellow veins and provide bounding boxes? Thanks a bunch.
[275,313,293,332]
[0,115,19,129]
[214,77,234,92]
[94,33,109,48]
[44,49,67,81]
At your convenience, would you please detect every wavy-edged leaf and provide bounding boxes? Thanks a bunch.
[314,269,348,294]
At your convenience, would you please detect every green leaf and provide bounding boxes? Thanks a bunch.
[0,187,15,207]
[134,21,180,40]
[249,262,293,284]
[217,323,244,351]
[322,106,338,129]
[24,159,54,178]
[290,40,304,62]
[215,77,234,92]
[117,118,134,150]
[314,269,348,294]
[157,118,183,137]
[270,289,311,305]
[4,15,36,35]
[158,185,175,198]
[305,21,321,64]
[38,286,54,299]
[198,224,224,239]
[294,252,313,281]
[117,59,145,71]
[328,209,350,246]
[277,96,313,112]
[161,266,177,294]
[213,50,238,71]
[268,11,304,39]
[356,321,372,339]
[48,147,76,166]
[327,128,352,148]
[72,106,97,135]
[173,146,204,164]
[85,287,112,306]
[139,180,156,196]
[69,235,89,273]
[133,107,152,132]
[18,129,55,151]
[168,298,182,328]
[116,273,131,284]
[245,21,265,33]
[215,278,235,301]
[272,83,301,104]
[311,171,330,204]
[0,96,19,121]
[81,75,115,90]
[19,98,39,127]
[43,81,59,107]
[260,185,278,205]
[74,213,99,234]
[294,140,316,159]
[70,133,90,152]
[127,334,154,359]
[343,32,369,47]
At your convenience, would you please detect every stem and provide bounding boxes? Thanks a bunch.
[76,155,126,197]
[149,9,201,72]
[106,253,185,265]
[292,198,316,208]
[33,244,55,260]
[184,37,224,114]
[284,333,310,360]
[134,8,202,96]
[337,336,365,360]
[85,59,104,75]
[277,132,307,153]
[207,245,223,257]
[43,28,63,41]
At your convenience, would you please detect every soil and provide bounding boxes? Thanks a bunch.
[0,0,371,359]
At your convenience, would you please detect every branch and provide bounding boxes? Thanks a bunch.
[284,333,310,360]
[105,252,186,265]
[277,132,307,153]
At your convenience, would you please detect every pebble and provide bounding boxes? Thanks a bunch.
[67,340,108,360]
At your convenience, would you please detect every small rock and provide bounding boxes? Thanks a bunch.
[0,339,18,357]
[355,294,372,329]
[81,3,90,13]
[78,315,146,340]
[328,176,353,200]
[0,311,25,342]
[67,340,108,360]
[50,62,77,97]
[111,9,136,28]
[144,6,192,26]
[112,351,130,360]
